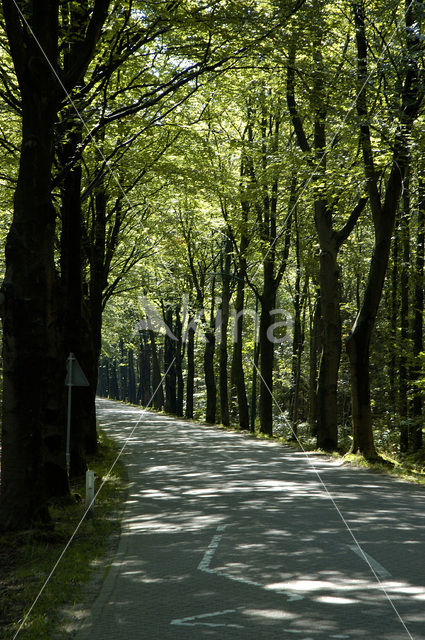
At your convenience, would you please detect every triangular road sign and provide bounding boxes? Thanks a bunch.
[65,353,90,387]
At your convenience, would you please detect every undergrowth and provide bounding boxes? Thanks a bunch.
[0,430,127,640]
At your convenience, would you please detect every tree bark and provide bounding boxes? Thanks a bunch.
[308,293,322,435]
[163,306,177,414]
[230,276,250,429]
[218,236,232,426]
[0,0,61,528]
[137,330,151,406]
[399,178,410,452]
[204,329,217,424]
[175,306,184,417]
[346,0,422,458]
[410,175,424,451]
[128,348,137,404]
[149,328,164,409]
[185,319,195,419]
[259,262,276,436]
[316,244,341,450]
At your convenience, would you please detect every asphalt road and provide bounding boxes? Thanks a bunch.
[74,398,425,640]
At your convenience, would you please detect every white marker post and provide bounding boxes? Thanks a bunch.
[65,352,90,478]
[66,355,73,476]
[86,470,95,517]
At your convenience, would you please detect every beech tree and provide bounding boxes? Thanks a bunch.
[0,0,110,530]
[346,0,424,459]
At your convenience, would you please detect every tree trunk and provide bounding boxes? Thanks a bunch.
[291,265,306,430]
[399,178,410,452]
[163,306,177,414]
[204,329,217,424]
[149,329,164,409]
[347,0,420,458]
[138,330,151,406]
[175,306,184,417]
[250,298,260,432]
[128,348,137,404]
[410,175,424,451]
[389,228,399,408]
[218,237,231,426]
[60,124,89,476]
[345,325,377,458]
[316,246,341,451]
[230,277,250,429]
[104,359,110,397]
[308,293,321,435]
[185,319,195,419]
[110,360,119,400]
[259,263,276,436]
[119,338,128,401]
[0,3,60,527]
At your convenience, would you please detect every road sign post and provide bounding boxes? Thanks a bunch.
[65,353,89,478]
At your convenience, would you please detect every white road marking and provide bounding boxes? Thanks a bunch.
[170,607,244,628]
[349,545,391,578]
[197,524,228,571]
[197,525,303,602]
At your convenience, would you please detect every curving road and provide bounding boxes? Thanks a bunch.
[74,398,425,640]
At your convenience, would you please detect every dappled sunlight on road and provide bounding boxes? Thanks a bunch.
[72,399,425,640]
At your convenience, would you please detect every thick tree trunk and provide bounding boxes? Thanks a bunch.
[347,0,419,458]
[0,5,60,527]
[345,326,377,459]
[316,247,341,451]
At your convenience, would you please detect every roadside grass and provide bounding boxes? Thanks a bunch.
[0,429,127,640]
[342,451,425,485]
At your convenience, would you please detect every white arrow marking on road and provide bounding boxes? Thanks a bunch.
[349,545,391,578]
[171,607,245,628]
[197,525,303,602]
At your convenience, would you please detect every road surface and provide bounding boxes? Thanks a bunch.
[73,398,425,640]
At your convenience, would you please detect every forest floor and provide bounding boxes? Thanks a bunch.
[0,431,127,640]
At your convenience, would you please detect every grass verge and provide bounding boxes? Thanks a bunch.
[0,429,127,640]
